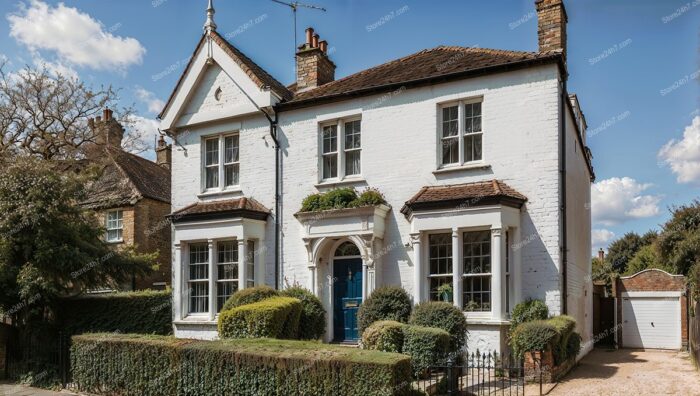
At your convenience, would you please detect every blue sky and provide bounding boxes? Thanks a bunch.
[0,0,697,252]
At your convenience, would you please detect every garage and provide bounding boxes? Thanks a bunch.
[621,294,681,349]
[614,269,688,350]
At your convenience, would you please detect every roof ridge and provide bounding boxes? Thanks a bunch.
[105,147,143,202]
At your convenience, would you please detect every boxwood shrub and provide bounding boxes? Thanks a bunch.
[280,286,326,340]
[71,334,412,396]
[358,286,413,332]
[221,285,279,311]
[549,315,577,364]
[361,320,406,353]
[299,188,388,212]
[402,325,450,377]
[409,302,467,352]
[58,290,172,335]
[218,296,302,339]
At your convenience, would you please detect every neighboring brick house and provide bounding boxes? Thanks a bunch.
[79,108,172,290]
[159,0,594,356]
[614,269,688,350]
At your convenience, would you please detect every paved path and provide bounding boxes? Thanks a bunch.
[0,383,75,396]
[548,348,700,396]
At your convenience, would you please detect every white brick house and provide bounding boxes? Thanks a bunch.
[160,0,594,355]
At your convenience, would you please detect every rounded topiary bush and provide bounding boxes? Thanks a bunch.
[218,296,302,339]
[300,193,323,212]
[509,299,549,333]
[361,320,406,353]
[409,301,467,352]
[221,285,279,311]
[566,332,582,360]
[280,286,326,340]
[357,286,413,332]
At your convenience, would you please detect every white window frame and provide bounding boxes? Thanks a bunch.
[187,242,210,315]
[216,240,238,313]
[202,132,240,192]
[462,230,492,313]
[438,98,484,168]
[319,116,362,182]
[427,232,453,302]
[105,210,123,243]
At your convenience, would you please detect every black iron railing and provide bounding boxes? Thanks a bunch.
[414,351,524,396]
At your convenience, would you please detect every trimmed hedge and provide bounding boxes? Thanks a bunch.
[71,334,412,396]
[509,299,549,333]
[218,297,302,339]
[58,290,172,335]
[362,320,406,353]
[510,320,560,359]
[221,285,279,311]
[300,188,388,212]
[358,286,413,332]
[409,302,467,352]
[280,286,326,340]
[402,325,450,377]
[549,315,577,364]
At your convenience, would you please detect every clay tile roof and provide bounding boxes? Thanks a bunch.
[80,147,170,210]
[401,180,527,217]
[169,197,270,223]
[284,46,562,107]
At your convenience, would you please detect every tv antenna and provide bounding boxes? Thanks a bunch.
[270,0,326,53]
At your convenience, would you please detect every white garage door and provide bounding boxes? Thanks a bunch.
[622,296,681,349]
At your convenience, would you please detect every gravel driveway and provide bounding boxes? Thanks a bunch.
[549,348,700,396]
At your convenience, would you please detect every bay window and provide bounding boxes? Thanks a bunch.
[428,233,453,301]
[320,118,361,181]
[439,99,483,167]
[216,241,238,312]
[462,230,491,312]
[203,133,239,191]
[188,243,209,314]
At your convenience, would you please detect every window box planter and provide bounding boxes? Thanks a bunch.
[294,204,391,240]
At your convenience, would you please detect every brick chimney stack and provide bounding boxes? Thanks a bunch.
[598,248,605,262]
[156,135,172,170]
[295,27,335,91]
[535,0,567,59]
[89,108,124,148]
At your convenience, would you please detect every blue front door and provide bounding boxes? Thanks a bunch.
[333,258,363,342]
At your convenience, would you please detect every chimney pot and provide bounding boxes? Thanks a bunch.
[319,40,328,53]
[305,27,314,46]
[312,33,319,48]
[96,116,102,122]
[598,248,605,261]
[103,108,112,121]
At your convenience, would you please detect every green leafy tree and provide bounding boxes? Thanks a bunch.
[0,157,155,328]
[592,256,617,292]
[624,244,670,275]
[656,200,700,277]
[606,232,645,273]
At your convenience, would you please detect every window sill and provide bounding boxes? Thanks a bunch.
[105,240,124,245]
[174,317,217,326]
[315,177,367,188]
[197,188,242,198]
[433,163,491,175]
[463,316,511,326]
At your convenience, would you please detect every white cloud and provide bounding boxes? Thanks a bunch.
[592,229,615,248]
[658,116,700,184]
[591,177,661,226]
[134,87,165,115]
[32,55,78,80]
[8,1,145,72]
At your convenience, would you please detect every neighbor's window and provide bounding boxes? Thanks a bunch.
[439,99,483,167]
[105,210,123,242]
[462,230,491,312]
[203,133,239,190]
[188,243,209,314]
[216,241,238,312]
[428,233,453,301]
[320,118,361,181]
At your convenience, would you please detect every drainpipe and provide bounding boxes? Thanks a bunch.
[260,108,281,290]
[560,75,568,315]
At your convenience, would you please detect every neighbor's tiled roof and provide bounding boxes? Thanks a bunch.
[401,180,527,216]
[284,47,562,106]
[80,147,170,210]
[170,197,270,222]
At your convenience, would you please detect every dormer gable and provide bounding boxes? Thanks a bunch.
[158,31,291,132]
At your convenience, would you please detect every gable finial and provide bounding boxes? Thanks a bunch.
[204,0,217,33]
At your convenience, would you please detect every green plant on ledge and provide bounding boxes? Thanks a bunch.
[300,187,388,212]
[436,283,453,303]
